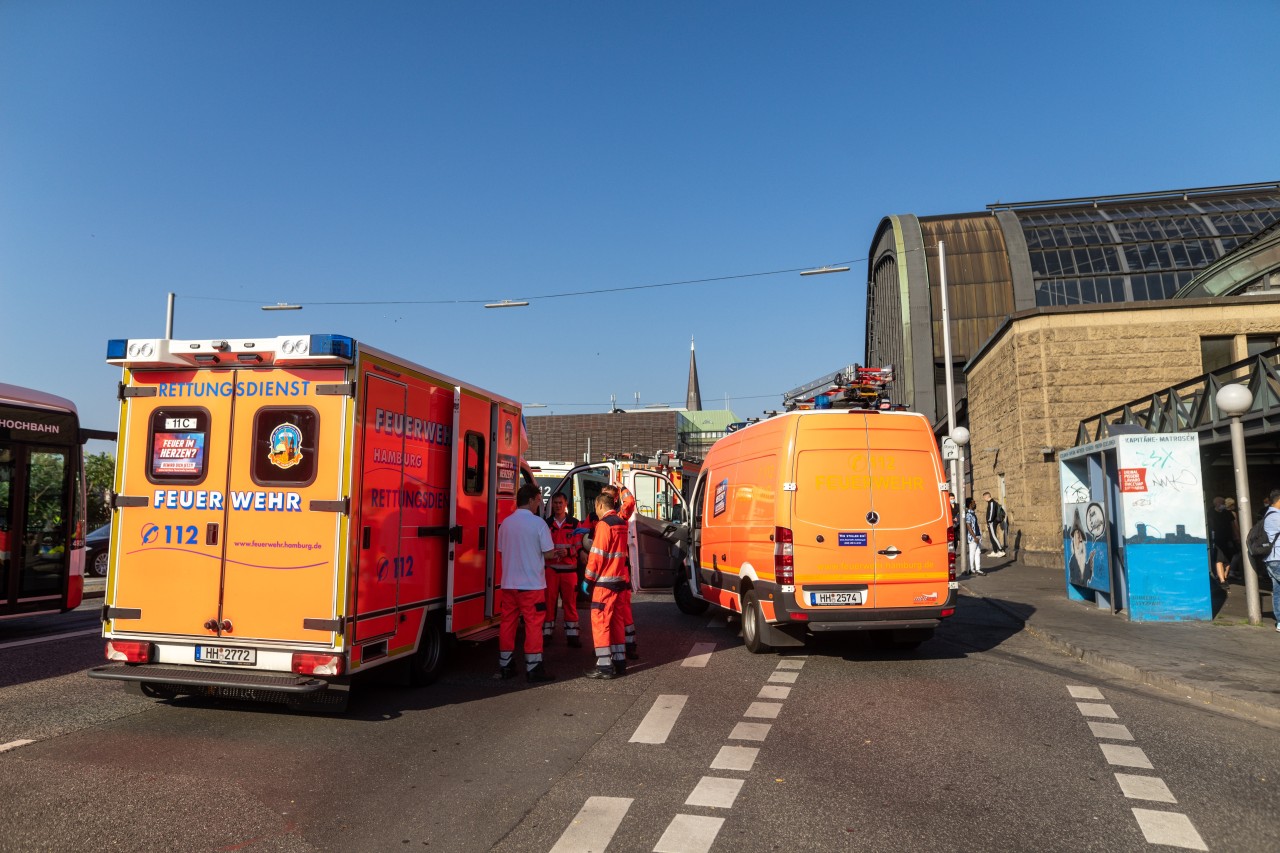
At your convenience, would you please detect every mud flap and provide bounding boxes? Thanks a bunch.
[759,619,806,648]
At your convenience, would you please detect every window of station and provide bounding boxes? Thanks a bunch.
[1247,334,1280,357]
[1200,337,1234,374]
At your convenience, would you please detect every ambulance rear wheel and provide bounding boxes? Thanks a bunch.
[741,590,772,655]
[410,615,446,687]
[674,573,710,616]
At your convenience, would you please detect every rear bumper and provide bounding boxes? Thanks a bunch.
[762,579,956,630]
[88,663,331,694]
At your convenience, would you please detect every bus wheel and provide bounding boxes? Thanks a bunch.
[138,682,177,700]
[673,573,710,615]
[409,615,447,687]
[741,590,772,655]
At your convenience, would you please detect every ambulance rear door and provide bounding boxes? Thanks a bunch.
[446,390,499,633]
[109,366,348,644]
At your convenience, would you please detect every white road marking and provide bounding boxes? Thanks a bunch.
[653,814,724,853]
[549,796,634,853]
[0,739,35,753]
[758,685,790,700]
[0,627,100,651]
[710,745,759,771]
[684,776,744,809]
[681,642,717,668]
[729,722,771,742]
[1076,702,1118,718]
[744,701,782,720]
[1131,809,1207,850]
[1115,773,1177,803]
[767,671,798,684]
[775,659,805,670]
[1067,685,1104,700]
[1100,743,1153,769]
[630,695,689,744]
[1088,722,1133,741]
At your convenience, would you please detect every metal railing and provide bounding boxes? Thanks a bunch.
[1075,345,1280,446]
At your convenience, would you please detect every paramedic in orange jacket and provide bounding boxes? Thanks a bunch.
[544,492,583,648]
[583,492,629,679]
[602,484,640,661]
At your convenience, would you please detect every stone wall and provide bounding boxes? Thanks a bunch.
[965,299,1280,567]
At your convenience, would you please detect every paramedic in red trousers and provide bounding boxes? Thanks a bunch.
[602,484,641,660]
[544,492,583,648]
[495,484,564,682]
[583,492,630,679]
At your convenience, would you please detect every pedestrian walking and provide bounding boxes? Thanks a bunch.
[495,484,564,682]
[544,492,584,647]
[964,497,984,575]
[1258,488,1280,632]
[982,491,1006,557]
[1210,495,1237,591]
[583,492,630,679]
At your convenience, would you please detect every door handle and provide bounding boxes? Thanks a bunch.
[362,527,371,549]
[220,619,233,634]
[203,618,219,632]
[478,526,487,550]
[205,523,219,546]
[877,547,902,557]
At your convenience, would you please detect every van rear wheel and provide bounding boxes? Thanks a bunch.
[741,590,772,654]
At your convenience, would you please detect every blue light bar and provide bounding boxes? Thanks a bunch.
[106,339,127,360]
[308,334,354,360]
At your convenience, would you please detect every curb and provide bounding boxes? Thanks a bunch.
[960,583,1280,728]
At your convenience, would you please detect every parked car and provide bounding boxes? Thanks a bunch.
[85,524,110,577]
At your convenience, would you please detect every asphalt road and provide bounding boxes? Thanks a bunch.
[0,592,1276,852]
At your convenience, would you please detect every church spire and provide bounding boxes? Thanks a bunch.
[686,336,702,411]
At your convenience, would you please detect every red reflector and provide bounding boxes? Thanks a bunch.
[105,640,151,663]
[790,611,809,621]
[292,653,343,676]
[940,608,955,618]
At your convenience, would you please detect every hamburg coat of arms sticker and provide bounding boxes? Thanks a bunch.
[268,422,304,469]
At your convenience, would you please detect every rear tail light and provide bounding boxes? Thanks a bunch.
[292,653,343,676]
[106,640,151,663]
[774,526,794,585]
[947,526,957,582]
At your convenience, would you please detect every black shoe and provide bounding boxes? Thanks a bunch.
[566,635,582,648]
[526,663,555,683]
[612,661,627,676]
[584,667,617,680]
[495,665,518,680]
[625,644,639,661]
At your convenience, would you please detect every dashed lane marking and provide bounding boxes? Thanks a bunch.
[0,627,100,651]
[0,739,34,753]
[775,659,805,670]
[1076,702,1118,718]
[744,701,782,720]
[710,745,759,772]
[630,695,689,744]
[1068,685,1105,700]
[728,722,771,742]
[549,796,633,853]
[1088,722,1134,740]
[684,777,744,809]
[758,685,790,700]
[1115,774,1178,804]
[653,814,724,853]
[767,671,798,684]
[1131,809,1208,851]
[1100,743,1153,770]
[681,643,717,668]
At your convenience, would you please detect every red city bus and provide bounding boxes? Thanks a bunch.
[0,383,87,618]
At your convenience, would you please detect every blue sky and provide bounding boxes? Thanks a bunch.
[3,1,1278,449]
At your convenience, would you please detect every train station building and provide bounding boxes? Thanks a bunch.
[864,182,1280,566]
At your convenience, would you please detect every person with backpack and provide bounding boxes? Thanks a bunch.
[983,491,1006,558]
[1248,488,1280,631]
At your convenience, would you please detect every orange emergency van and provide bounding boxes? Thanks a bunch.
[89,334,529,710]
[673,409,956,652]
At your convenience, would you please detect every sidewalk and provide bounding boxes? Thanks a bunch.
[959,556,1280,726]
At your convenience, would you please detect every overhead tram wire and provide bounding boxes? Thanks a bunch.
[173,253,891,308]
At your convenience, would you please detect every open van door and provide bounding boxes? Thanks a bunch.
[623,468,687,589]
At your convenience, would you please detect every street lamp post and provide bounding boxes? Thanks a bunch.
[1217,384,1262,626]
[936,240,969,575]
